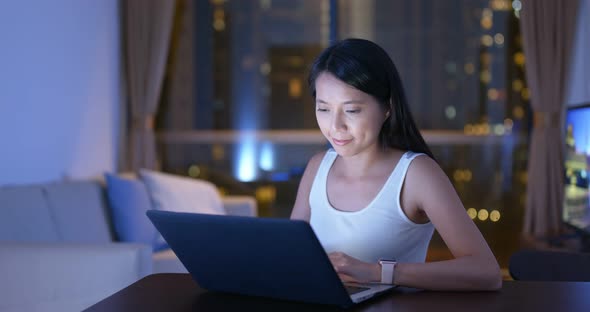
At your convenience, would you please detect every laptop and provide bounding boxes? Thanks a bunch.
[146,210,394,307]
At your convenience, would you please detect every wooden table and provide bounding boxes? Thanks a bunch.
[85,273,590,311]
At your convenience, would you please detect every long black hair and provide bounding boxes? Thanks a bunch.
[308,38,435,160]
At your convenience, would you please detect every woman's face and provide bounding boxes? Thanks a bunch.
[314,72,390,157]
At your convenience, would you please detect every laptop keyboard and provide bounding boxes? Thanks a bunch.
[345,285,370,295]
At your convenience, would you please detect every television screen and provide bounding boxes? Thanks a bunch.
[563,103,590,233]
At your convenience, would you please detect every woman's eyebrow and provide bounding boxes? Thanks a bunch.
[316,99,365,104]
[341,100,365,105]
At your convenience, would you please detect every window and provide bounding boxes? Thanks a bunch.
[157,0,530,256]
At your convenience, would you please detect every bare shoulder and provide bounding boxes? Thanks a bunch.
[405,154,464,217]
[300,150,328,186]
[407,154,445,180]
[404,155,454,203]
[306,150,327,172]
[290,150,328,221]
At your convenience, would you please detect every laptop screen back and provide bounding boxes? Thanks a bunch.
[146,210,353,306]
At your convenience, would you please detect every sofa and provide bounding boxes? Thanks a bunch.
[0,174,257,312]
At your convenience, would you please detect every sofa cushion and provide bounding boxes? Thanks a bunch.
[0,185,59,242]
[139,169,225,215]
[139,170,226,248]
[0,241,152,311]
[104,173,165,251]
[43,181,113,243]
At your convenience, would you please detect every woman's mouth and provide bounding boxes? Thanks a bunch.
[332,138,352,146]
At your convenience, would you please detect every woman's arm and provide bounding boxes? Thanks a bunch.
[392,155,502,290]
[290,151,325,222]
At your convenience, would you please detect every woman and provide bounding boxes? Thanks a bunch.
[290,38,502,291]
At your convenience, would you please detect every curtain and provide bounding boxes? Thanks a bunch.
[520,0,579,238]
[123,0,176,171]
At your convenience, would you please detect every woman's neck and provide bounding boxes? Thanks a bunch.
[334,147,398,178]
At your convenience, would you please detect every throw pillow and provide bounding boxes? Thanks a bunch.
[138,169,226,216]
[104,173,168,251]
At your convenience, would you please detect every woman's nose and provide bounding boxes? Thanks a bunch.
[330,112,347,131]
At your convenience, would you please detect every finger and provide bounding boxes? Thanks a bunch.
[328,252,342,260]
[338,273,358,283]
[328,255,339,267]
[328,253,345,266]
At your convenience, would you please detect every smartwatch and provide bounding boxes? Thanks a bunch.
[378,258,397,284]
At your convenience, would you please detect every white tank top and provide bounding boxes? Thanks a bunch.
[309,149,434,263]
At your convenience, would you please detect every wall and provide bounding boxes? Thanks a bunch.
[0,0,121,185]
[566,0,590,107]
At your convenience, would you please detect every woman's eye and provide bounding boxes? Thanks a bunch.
[346,110,360,114]
[317,108,328,112]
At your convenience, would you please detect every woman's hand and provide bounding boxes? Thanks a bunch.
[328,252,380,283]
